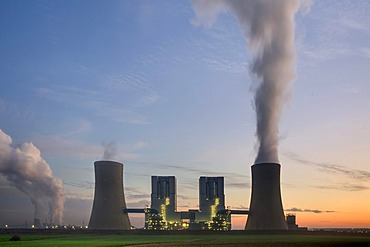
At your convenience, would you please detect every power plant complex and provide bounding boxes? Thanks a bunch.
[88,160,299,231]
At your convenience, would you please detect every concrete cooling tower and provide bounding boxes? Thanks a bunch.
[245,163,288,230]
[88,161,131,230]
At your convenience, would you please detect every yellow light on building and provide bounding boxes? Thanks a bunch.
[211,198,220,218]
[161,204,166,221]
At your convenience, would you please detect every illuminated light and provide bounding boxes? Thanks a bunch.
[5,225,8,228]
[161,204,166,221]
[165,197,170,206]
[211,198,220,218]
[31,225,35,228]
[215,198,220,206]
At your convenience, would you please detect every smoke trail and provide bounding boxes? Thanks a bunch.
[0,130,64,224]
[192,0,305,164]
[102,141,117,160]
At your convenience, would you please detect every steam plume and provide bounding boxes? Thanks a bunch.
[192,0,303,164]
[0,130,64,224]
[102,141,117,160]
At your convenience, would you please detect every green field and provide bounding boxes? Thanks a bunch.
[0,234,369,247]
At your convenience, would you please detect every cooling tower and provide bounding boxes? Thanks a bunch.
[88,161,131,230]
[245,163,288,230]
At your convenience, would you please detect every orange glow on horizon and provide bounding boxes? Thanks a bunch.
[231,213,370,229]
[296,211,370,228]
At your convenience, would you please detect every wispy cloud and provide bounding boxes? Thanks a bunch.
[284,152,370,191]
[360,47,370,58]
[339,84,363,95]
[126,199,150,208]
[125,186,150,201]
[132,16,248,75]
[102,72,160,107]
[35,60,160,125]
[64,180,95,190]
[297,1,370,65]
[62,179,95,199]
[313,183,369,192]
[177,194,193,200]
[32,134,142,161]
[299,46,353,64]
[285,152,370,182]
[285,207,335,214]
[231,205,248,210]
[36,86,150,125]
[153,163,248,179]
[226,182,250,189]
[202,58,247,73]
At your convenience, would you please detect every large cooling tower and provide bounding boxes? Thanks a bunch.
[245,163,288,230]
[88,161,131,230]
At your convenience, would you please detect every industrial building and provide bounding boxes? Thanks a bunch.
[88,160,301,231]
[145,176,232,231]
[150,176,180,226]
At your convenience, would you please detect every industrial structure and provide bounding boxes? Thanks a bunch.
[88,161,131,230]
[150,176,180,226]
[145,176,233,230]
[245,163,288,230]
[88,160,301,231]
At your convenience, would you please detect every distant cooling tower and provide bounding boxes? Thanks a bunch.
[245,163,288,230]
[88,161,131,230]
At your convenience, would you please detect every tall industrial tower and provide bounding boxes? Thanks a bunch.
[88,161,131,230]
[151,176,180,223]
[198,177,225,222]
[245,163,288,230]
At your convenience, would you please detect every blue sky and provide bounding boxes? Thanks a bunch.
[1,0,370,229]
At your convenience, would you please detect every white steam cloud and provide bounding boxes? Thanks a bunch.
[102,141,117,160]
[191,0,305,164]
[0,130,64,224]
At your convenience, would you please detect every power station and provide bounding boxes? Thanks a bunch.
[145,176,231,230]
[88,160,298,230]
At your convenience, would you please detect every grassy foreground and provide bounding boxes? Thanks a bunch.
[0,234,369,247]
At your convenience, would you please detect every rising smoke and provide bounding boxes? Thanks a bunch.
[0,130,64,224]
[102,141,117,160]
[192,0,307,164]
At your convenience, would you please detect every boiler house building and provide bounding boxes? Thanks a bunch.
[146,176,231,231]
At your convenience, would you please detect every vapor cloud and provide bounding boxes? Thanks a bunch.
[192,0,306,164]
[0,129,64,224]
[102,141,117,160]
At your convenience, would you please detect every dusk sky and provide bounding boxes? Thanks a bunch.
[1,0,370,229]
